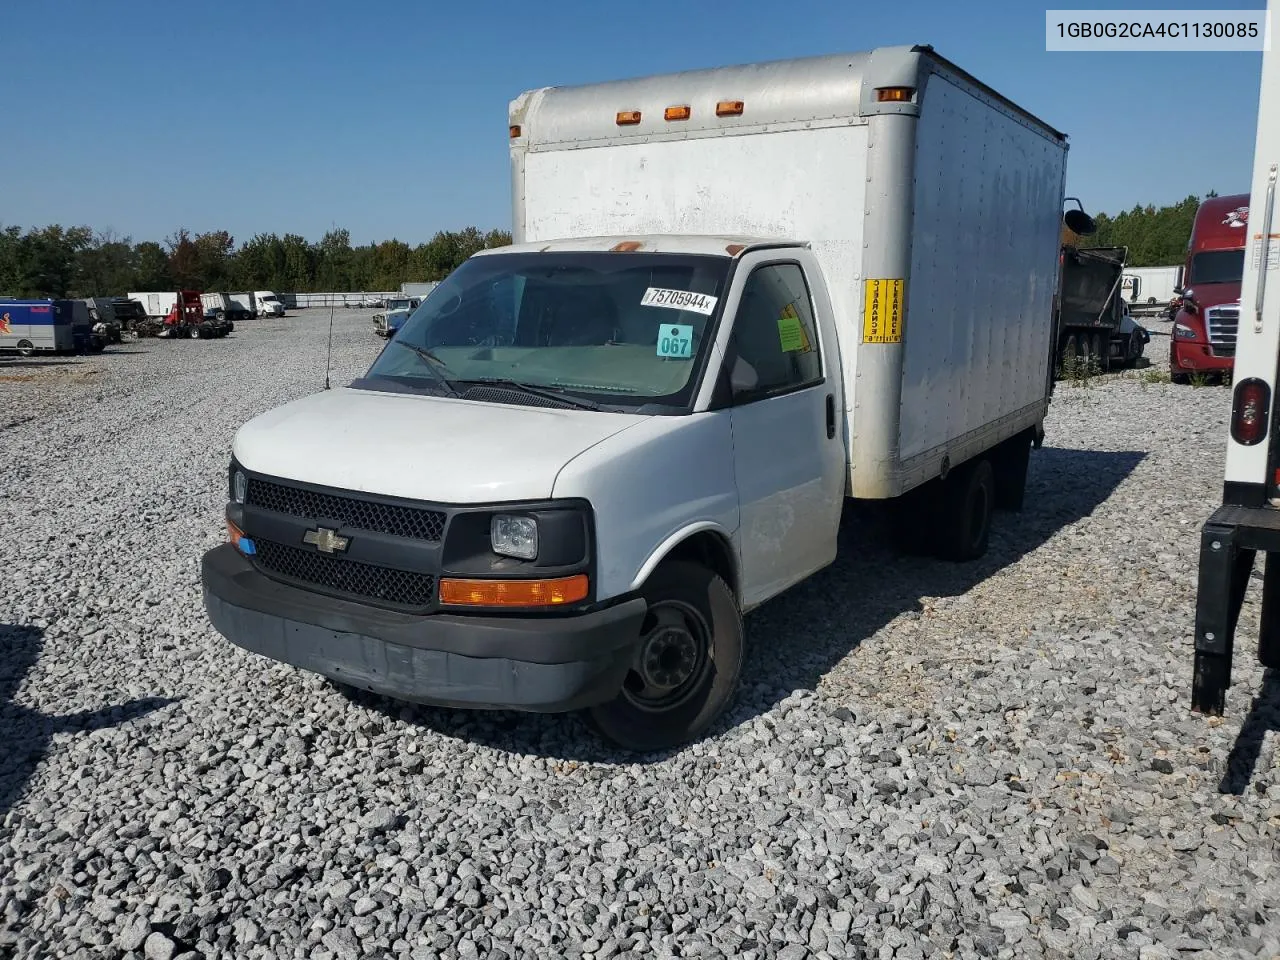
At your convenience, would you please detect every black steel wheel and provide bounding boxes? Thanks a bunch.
[936,457,995,561]
[588,560,742,753]
[16,339,34,358]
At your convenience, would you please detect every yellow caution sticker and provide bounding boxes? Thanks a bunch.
[862,278,904,344]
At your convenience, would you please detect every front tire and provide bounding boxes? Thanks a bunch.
[16,339,34,358]
[588,561,743,753]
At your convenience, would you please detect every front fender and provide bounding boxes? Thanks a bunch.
[552,412,740,602]
[629,521,740,597]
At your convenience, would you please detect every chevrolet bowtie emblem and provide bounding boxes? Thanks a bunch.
[303,527,349,554]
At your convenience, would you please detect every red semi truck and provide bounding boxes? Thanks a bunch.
[1169,193,1250,382]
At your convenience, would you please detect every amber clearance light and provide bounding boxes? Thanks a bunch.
[664,105,691,121]
[876,86,915,102]
[439,575,589,607]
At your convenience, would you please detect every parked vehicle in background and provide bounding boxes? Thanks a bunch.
[201,292,253,325]
[2,299,79,355]
[1117,303,1150,366]
[255,291,285,317]
[203,44,1079,751]
[82,297,123,344]
[129,290,189,321]
[372,296,420,338]
[109,297,148,334]
[1169,192,1250,382]
[400,282,440,299]
[1052,214,1130,373]
[1121,265,1183,315]
[1190,10,1277,720]
[229,291,286,319]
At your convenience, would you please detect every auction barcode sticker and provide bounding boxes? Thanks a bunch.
[641,287,718,316]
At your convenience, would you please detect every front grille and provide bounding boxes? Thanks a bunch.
[1207,304,1240,358]
[254,539,436,608]
[246,478,445,541]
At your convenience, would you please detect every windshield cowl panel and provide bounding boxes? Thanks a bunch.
[361,251,732,412]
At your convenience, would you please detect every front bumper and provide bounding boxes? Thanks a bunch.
[1171,338,1234,373]
[201,544,647,712]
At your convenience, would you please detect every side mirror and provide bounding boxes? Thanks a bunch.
[1063,208,1096,236]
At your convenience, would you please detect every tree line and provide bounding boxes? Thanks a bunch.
[0,225,513,299]
[1080,192,1218,266]
[0,190,1220,300]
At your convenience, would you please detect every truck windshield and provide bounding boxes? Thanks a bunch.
[1190,249,1245,285]
[362,251,731,409]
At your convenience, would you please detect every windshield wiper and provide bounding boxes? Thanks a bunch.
[467,377,599,411]
[392,341,459,396]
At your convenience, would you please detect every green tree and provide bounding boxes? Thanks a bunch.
[133,241,173,290]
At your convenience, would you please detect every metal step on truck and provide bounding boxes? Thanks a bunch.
[1191,3,1280,720]
[203,44,1087,751]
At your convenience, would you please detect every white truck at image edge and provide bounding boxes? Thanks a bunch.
[1190,0,1280,721]
[200,44,1074,751]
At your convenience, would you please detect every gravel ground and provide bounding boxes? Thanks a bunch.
[2,312,1278,960]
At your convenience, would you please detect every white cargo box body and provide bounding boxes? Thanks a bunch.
[510,45,1068,498]
[1122,265,1182,305]
[128,291,178,319]
[201,292,230,312]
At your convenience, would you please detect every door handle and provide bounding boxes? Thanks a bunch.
[825,393,836,439]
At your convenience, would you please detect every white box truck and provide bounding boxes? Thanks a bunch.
[1190,2,1279,719]
[202,45,1075,750]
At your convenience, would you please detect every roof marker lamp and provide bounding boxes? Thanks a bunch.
[491,515,538,560]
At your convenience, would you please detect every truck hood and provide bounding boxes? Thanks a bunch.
[231,386,648,503]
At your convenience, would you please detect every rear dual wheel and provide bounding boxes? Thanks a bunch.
[588,561,743,753]
[937,458,995,561]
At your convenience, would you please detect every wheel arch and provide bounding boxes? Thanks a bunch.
[629,523,739,604]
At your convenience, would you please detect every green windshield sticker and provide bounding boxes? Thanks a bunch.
[777,303,811,353]
[656,324,694,359]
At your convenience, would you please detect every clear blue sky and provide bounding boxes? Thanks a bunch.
[1,0,1267,247]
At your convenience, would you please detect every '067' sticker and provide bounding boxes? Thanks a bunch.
[641,287,718,316]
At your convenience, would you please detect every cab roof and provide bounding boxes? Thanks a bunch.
[472,234,805,259]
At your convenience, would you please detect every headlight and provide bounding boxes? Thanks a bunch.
[491,515,537,559]
[233,469,247,503]
[1174,323,1197,340]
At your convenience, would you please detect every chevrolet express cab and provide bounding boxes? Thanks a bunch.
[203,45,1074,750]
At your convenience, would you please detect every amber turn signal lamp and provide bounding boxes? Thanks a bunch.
[439,575,590,607]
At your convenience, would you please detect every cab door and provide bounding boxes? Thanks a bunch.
[711,252,845,609]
